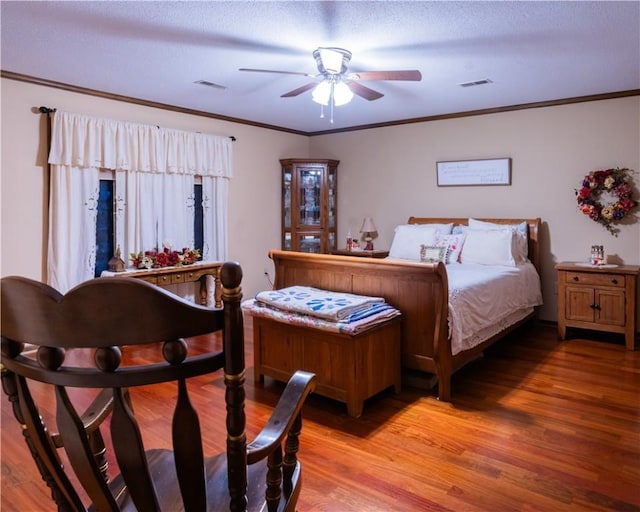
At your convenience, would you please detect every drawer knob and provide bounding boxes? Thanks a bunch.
[590,303,601,310]
[611,278,618,285]
[573,276,579,281]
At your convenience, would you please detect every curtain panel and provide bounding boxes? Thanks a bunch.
[47,111,233,293]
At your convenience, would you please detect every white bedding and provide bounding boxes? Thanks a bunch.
[446,262,543,355]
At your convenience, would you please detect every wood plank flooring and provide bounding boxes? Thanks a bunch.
[2,321,638,511]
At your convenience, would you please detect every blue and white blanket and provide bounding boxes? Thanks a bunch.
[242,299,401,334]
[254,286,386,322]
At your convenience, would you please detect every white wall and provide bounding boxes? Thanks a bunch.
[2,77,639,327]
[310,97,640,322]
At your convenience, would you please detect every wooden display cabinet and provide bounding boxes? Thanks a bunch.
[281,158,339,253]
[556,262,639,349]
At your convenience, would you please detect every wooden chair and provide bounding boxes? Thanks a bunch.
[0,262,316,512]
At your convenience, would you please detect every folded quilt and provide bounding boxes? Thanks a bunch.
[254,286,386,322]
[242,299,401,335]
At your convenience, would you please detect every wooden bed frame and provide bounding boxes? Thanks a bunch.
[267,217,541,401]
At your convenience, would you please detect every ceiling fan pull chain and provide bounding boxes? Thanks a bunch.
[330,82,335,123]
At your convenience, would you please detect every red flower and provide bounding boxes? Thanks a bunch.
[575,167,636,236]
[578,187,591,199]
[130,247,201,269]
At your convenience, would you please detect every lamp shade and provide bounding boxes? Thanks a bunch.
[311,81,331,105]
[360,217,377,233]
[333,82,354,106]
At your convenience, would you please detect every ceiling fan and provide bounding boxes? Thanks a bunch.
[239,47,422,123]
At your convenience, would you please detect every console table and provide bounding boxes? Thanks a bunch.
[102,261,223,307]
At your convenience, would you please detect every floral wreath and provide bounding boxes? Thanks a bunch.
[575,167,637,236]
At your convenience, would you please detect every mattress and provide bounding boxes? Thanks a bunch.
[446,262,543,355]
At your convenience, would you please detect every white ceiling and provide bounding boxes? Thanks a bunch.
[1,1,639,135]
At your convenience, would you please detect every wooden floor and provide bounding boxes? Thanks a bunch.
[2,320,639,511]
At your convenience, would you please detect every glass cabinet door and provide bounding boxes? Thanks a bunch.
[298,168,321,226]
[283,169,292,229]
[299,234,321,253]
[283,231,292,251]
[328,167,337,229]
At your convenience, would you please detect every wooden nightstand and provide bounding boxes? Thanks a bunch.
[332,249,389,258]
[556,262,639,349]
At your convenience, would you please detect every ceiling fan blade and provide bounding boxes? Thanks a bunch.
[347,82,384,101]
[348,70,422,81]
[281,82,318,98]
[239,68,315,78]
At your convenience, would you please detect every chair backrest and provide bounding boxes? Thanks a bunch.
[1,262,315,512]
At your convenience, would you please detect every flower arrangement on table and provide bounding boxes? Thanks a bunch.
[575,167,637,236]
[130,246,201,269]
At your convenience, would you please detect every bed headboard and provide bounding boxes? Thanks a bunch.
[406,217,542,276]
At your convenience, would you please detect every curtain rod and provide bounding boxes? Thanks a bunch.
[38,106,237,141]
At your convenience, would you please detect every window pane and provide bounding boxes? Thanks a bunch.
[194,184,203,258]
[95,180,114,276]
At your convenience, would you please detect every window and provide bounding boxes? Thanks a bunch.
[47,110,231,293]
[95,179,205,276]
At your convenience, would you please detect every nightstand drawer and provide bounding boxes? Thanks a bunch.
[564,271,625,288]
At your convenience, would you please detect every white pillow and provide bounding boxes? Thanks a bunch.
[388,225,439,261]
[460,228,517,266]
[415,222,454,235]
[468,219,528,264]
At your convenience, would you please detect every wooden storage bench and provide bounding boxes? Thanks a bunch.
[252,315,402,418]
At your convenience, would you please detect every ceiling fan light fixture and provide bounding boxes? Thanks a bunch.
[312,79,354,107]
[314,47,352,75]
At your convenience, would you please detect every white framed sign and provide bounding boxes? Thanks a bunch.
[436,158,512,187]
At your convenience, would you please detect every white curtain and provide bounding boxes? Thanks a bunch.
[47,165,100,293]
[47,111,233,293]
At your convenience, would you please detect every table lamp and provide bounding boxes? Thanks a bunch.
[360,217,378,250]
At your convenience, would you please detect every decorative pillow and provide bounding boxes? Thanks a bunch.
[451,224,467,235]
[388,225,438,261]
[468,219,528,264]
[419,245,447,263]
[433,233,466,264]
[460,228,517,266]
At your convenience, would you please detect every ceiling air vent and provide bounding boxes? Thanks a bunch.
[194,80,227,90]
[458,78,493,88]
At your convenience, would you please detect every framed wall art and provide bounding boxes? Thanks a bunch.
[436,158,512,187]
